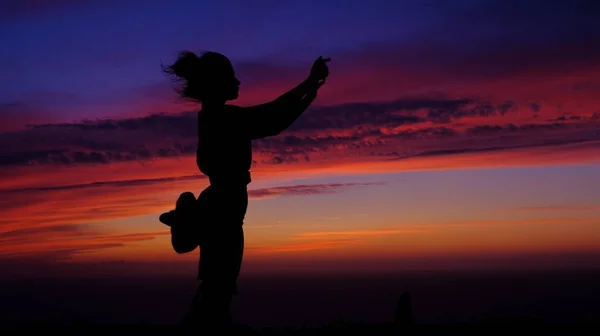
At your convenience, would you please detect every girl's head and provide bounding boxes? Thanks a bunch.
[162,51,240,103]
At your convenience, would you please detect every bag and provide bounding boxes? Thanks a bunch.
[159,191,202,254]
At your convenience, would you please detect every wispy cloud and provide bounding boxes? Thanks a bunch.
[513,205,600,212]
[2,97,599,169]
[0,181,385,260]
[295,229,429,237]
[247,216,600,257]
[0,226,169,261]
[249,182,385,199]
[248,239,361,253]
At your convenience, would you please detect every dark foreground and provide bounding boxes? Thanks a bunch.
[2,322,599,335]
[1,268,600,330]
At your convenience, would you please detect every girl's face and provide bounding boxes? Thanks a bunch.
[205,57,240,101]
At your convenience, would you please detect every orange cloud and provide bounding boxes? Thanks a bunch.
[295,229,429,237]
[0,179,391,262]
[3,214,597,277]
[1,138,598,263]
[0,227,169,261]
[248,239,361,254]
[244,216,600,259]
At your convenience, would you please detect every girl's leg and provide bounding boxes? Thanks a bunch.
[185,225,244,328]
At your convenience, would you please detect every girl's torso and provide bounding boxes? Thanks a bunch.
[196,105,252,185]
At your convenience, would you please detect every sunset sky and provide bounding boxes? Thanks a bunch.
[1,0,599,279]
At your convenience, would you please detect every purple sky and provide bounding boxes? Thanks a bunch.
[1,0,598,126]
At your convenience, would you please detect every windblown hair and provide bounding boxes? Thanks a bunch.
[161,50,229,102]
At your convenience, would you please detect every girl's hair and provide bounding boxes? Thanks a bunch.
[161,50,229,102]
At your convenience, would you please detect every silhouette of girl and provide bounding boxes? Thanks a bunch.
[160,51,330,328]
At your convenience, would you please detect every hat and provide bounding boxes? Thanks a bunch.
[159,191,197,227]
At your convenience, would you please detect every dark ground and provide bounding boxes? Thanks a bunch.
[1,268,599,331]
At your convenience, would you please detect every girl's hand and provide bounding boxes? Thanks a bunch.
[309,56,331,82]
